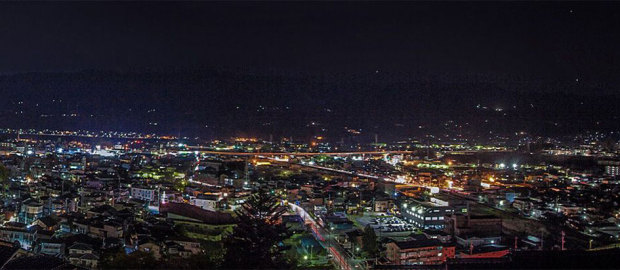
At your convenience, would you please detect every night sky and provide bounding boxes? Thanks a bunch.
[0,2,618,83]
[0,2,619,139]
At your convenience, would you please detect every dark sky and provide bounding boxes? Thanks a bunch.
[0,2,619,138]
[1,1,619,89]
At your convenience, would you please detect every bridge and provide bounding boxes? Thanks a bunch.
[296,162,390,181]
[187,148,414,156]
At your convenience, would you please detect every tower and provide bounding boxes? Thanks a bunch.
[244,157,249,183]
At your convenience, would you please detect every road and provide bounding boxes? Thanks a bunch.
[286,160,405,184]
[188,148,414,156]
[296,162,390,181]
[290,203,366,270]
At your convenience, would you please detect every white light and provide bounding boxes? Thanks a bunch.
[499,163,505,169]
[26,150,33,155]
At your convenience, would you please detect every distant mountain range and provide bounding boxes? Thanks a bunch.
[0,70,618,142]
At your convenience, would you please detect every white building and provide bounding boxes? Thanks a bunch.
[130,187,156,202]
[190,194,220,211]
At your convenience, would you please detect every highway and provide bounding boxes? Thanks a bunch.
[296,163,387,181]
[290,203,365,270]
[293,162,402,184]
[188,148,414,156]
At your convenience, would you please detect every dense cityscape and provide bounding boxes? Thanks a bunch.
[1,1,620,269]
[0,129,618,269]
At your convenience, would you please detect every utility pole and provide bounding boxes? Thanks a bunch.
[514,236,518,250]
[540,230,544,250]
[561,231,565,251]
[244,156,249,187]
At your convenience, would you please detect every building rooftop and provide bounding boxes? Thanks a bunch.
[393,237,443,250]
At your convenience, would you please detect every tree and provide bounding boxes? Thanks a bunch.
[362,225,379,258]
[195,240,225,268]
[101,250,158,269]
[223,188,291,269]
[173,178,187,192]
[0,164,10,195]
[158,253,221,270]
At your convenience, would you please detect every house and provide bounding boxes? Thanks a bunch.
[322,213,354,231]
[136,237,163,260]
[168,237,201,255]
[36,239,65,257]
[88,219,124,239]
[512,198,535,213]
[0,223,37,250]
[374,195,394,212]
[32,216,60,232]
[67,243,99,269]
[190,194,220,211]
[164,241,193,258]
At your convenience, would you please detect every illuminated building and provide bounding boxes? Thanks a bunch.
[386,235,455,265]
[401,200,453,230]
